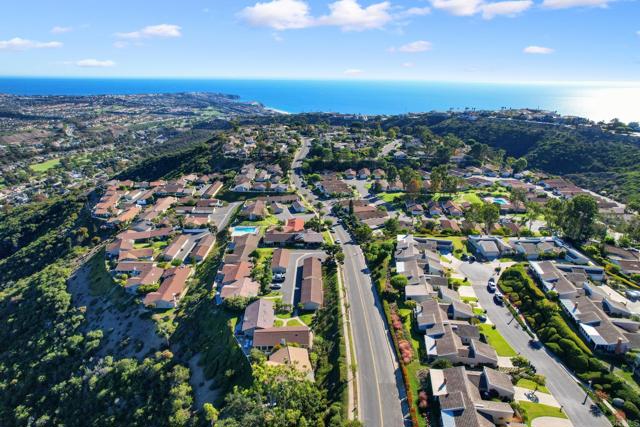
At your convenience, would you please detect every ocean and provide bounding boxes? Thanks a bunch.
[0,77,638,123]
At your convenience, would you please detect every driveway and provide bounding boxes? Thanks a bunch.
[457,261,611,427]
[211,202,240,230]
[280,249,326,306]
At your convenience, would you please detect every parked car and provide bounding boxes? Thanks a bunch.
[529,338,543,349]
[626,290,640,301]
[335,239,342,244]
[461,254,469,261]
[468,255,477,263]
[273,273,285,283]
[493,293,504,305]
[476,314,487,322]
[487,282,497,293]
[270,282,282,290]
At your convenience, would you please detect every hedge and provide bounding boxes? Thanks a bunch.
[498,265,640,420]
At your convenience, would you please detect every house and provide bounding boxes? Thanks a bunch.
[372,168,386,180]
[262,230,324,248]
[267,346,313,378]
[441,200,463,217]
[388,179,404,192]
[405,282,436,303]
[270,202,286,214]
[241,298,275,336]
[220,277,260,300]
[440,219,461,233]
[284,218,305,232]
[448,299,474,320]
[480,366,515,399]
[291,200,306,213]
[202,181,223,199]
[240,200,267,220]
[124,264,164,293]
[468,235,514,260]
[233,178,252,192]
[106,238,134,258]
[316,178,351,197]
[162,234,193,262]
[191,233,216,262]
[430,367,514,427]
[358,168,371,180]
[426,324,498,367]
[118,248,154,262]
[219,261,253,287]
[300,257,323,310]
[427,201,443,217]
[344,169,356,179]
[406,202,424,216]
[253,326,314,351]
[271,248,290,274]
[143,265,193,309]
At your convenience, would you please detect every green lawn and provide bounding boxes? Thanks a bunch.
[478,324,517,357]
[238,215,280,227]
[287,318,303,327]
[461,296,478,303]
[473,307,486,315]
[454,191,483,205]
[516,378,550,394]
[519,401,567,426]
[299,313,315,326]
[29,158,60,172]
[378,192,405,203]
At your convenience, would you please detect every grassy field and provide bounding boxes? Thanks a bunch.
[238,214,280,227]
[29,158,60,172]
[378,192,405,203]
[519,401,567,426]
[478,324,517,357]
[516,378,550,394]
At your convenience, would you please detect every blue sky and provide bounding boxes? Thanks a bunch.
[0,0,638,82]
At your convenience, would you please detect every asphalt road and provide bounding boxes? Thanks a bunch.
[458,261,611,427]
[333,225,407,427]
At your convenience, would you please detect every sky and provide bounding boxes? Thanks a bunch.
[0,0,638,82]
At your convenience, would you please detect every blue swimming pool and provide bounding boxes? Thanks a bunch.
[231,226,259,236]
[493,197,508,205]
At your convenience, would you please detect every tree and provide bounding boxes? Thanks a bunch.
[469,142,489,164]
[544,198,565,234]
[524,201,543,231]
[203,403,219,426]
[390,274,408,290]
[512,157,528,174]
[561,194,598,243]
[430,165,448,193]
[480,203,500,234]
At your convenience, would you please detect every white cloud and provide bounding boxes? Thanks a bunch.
[51,26,73,34]
[541,0,609,8]
[481,0,532,19]
[240,0,424,31]
[523,45,554,54]
[318,0,393,31]
[76,59,116,67]
[402,61,415,67]
[239,0,313,30]
[116,24,182,39]
[429,0,483,16]
[397,40,432,53]
[113,41,128,49]
[402,6,432,16]
[343,68,364,75]
[0,37,62,51]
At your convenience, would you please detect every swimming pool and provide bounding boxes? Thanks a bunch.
[231,226,259,236]
[493,197,508,205]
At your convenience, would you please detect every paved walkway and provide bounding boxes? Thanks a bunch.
[515,386,561,407]
[531,416,573,427]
